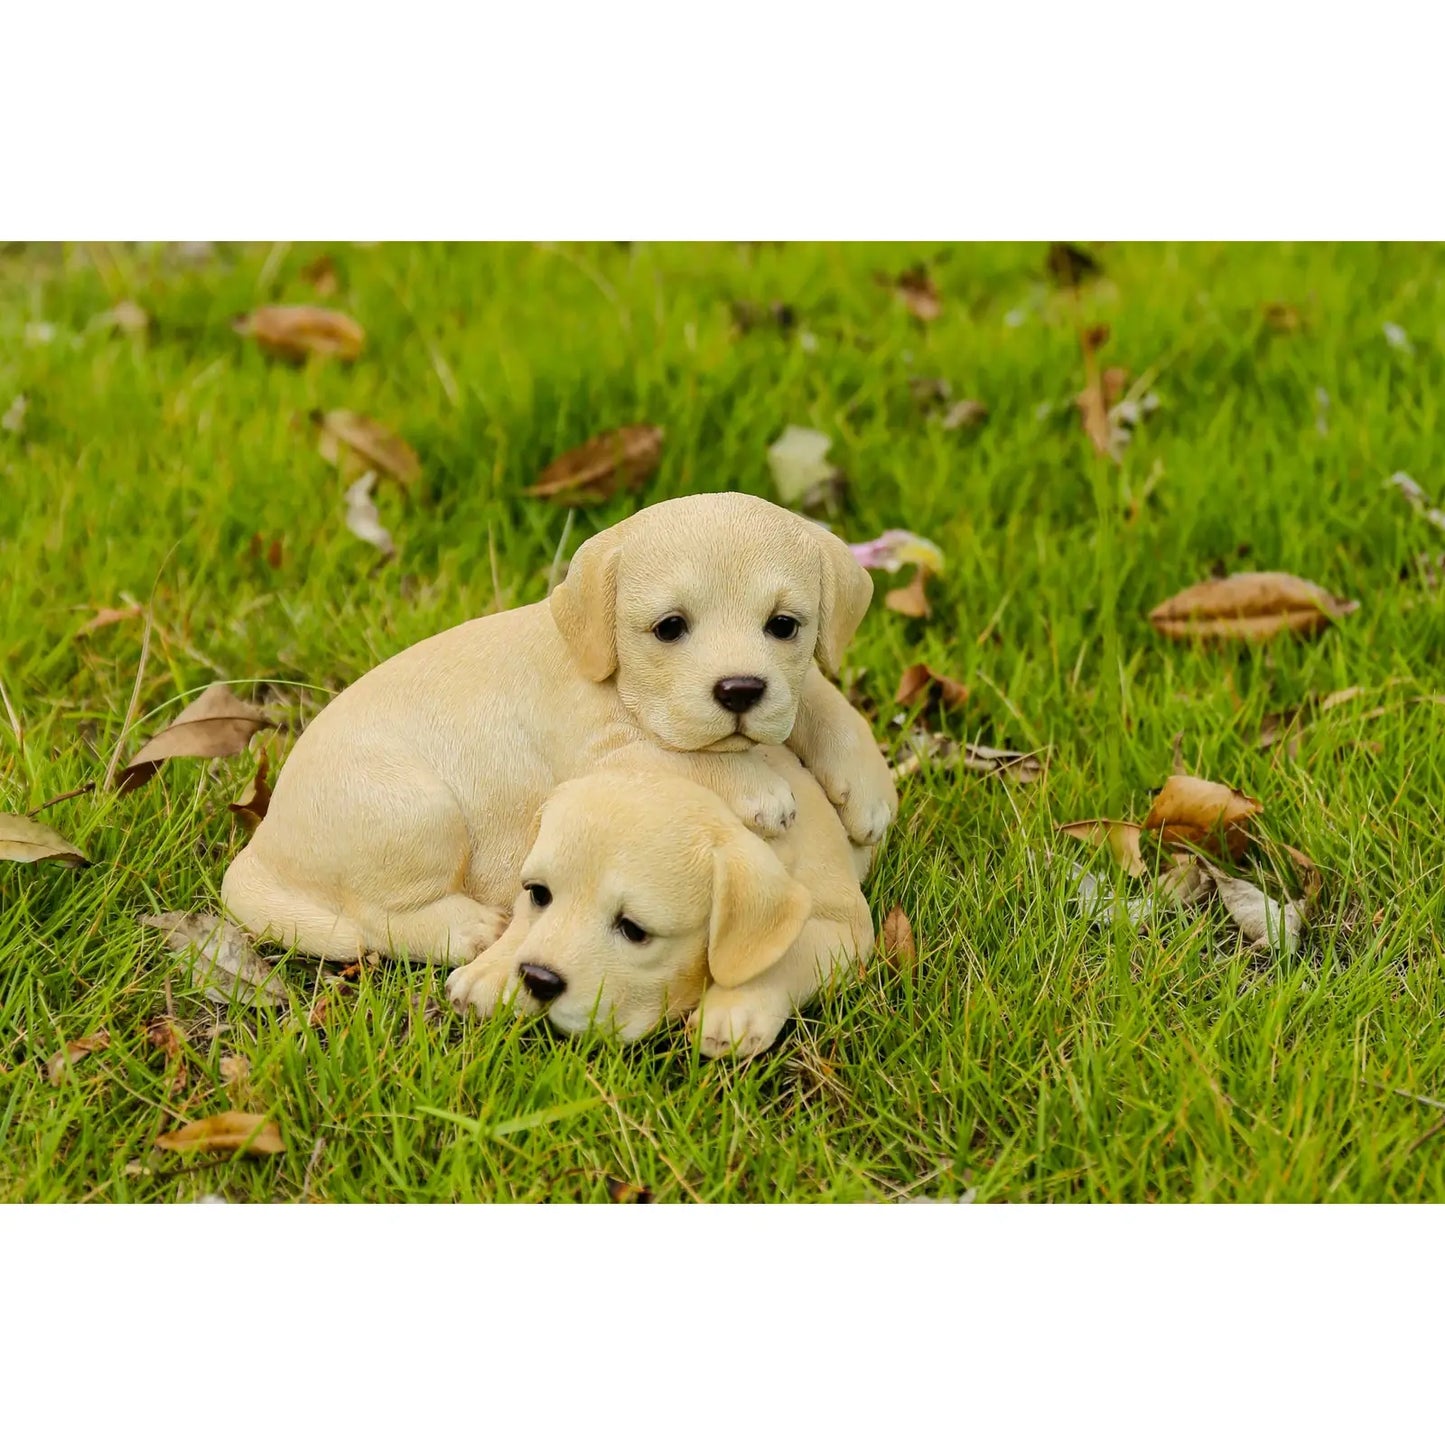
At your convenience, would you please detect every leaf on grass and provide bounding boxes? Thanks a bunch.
[605,1177,654,1203]
[1047,243,1101,288]
[344,471,396,560]
[1156,857,1213,907]
[1076,324,1114,458]
[1057,819,1147,878]
[879,905,917,971]
[248,533,284,569]
[1277,843,1323,909]
[1384,471,1445,534]
[526,424,664,505]
[219,1055,250,1088]
[146,1016,185,1059]
[0,814,88,868]
[2,394,27,434]
[234,305,365,362]
[895,662,968,711]
[75,602,144,636]
[117,684,269,794]
[1263,301,1302,333]
[154,1112,284,1156]
[1142,775,1261,862]
[766,425,845,512]
[941,398,988,431]
[1149,572,1359,642]
[140,911,288,1008]
[892,732,1045,784]
[228,752,271,831]
[46,1030,110,1085]
[849,530,945,576]
[895,265,941,322]
[314,410,421,485]
[91,299,150,335]
[885,569,933,619]
[299,254,339,295]
[1200,861,1305,956]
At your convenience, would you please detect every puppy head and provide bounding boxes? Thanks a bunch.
[499,770,811,1041]
[550,493,873,750]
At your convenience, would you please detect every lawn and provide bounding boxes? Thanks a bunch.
[2,240,1444,1203]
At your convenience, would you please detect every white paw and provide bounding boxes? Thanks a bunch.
[737,774,797,839]
[839,792,895,848]
[688,988,789,1059]
[446,958,515,1019]
[447,910,508,964]
[812,759,897,847]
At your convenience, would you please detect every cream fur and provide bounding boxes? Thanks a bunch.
[445,746,875,1057]
[221,492,896,964]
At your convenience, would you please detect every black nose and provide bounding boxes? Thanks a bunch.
[713,675,767,713]
[518,963,566,1002]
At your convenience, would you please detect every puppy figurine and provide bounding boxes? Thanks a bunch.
[223,492,896,965]
[446,746,875,1057]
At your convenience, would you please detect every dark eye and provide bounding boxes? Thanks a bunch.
[526,883,551,908]
[652,615,688,643]
[765,614,800,640]
[616,915,648,944]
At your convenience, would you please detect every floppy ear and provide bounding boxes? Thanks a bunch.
[813,523,874,675]
[549,530,622,681]
[708,828,812,988]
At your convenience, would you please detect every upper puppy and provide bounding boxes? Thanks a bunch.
[222,492,898,966]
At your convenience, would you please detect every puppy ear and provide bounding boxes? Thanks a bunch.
[708,828,812,988]
[813,523,874,675]
[549,531,622,681]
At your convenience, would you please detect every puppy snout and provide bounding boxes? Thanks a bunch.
[518,963,566,1002]
[713,675,767,714]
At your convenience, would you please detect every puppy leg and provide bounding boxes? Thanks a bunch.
[689,916,859,1059]
[787,666,898,846]
[447,925,525,1019]
[362,894,508,966]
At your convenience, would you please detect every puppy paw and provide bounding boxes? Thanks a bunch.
[446,957,516,1019]
[688,988,789,1059]
[838,791,895,848]
[735,774,798,839]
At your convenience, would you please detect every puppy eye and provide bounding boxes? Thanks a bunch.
[765,614,800,640]
[652,615,688,643]
[526,883,552,908]
[616,915,649,944]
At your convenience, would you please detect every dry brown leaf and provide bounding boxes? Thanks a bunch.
[1156,857,1214,907]
[526,424,664,505]
[1199,861,1304,956]
[228,752,271,831]
[248,533,284,569]
[299,254,339,295]
[140,911,288,1008]
[46,1030,110,1085]
[314,410,421,486]
[146,1016,185,1058]
[75,602,144,636]
[895,266,941,322]
[117,684,269,794]
[1277,843,1322,909]
[605,1177,654,1203]
[1142,775,1261,862]
[1149,572,1359,642]
[1076,324,1114,458]
[1263,302,1302,333]
[344,471,396,560]
[219,1055,250,1088]
[1047,243,1101,288]
[234,305,365,363]
[941,398,988,431]
[154,1112,284,1156]
[885,569,933,619]
[895,662,969,711]
[1,814,88,868]
[1057,819,1147,878]
[92,299,150,335]
[880,905,917,970]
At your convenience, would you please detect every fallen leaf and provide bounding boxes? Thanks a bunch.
[892,732,1045,784]
[0,814,88,868]
[228,752,271,830]
[344,471,396,560]
[154,1112,284,1157]
[299,253,339,295]
[219,1055,250,1088]
[1263,302,1302,333]
[1142,775,1261,862]
[75,602,144,636]
[1,394,27,434]
[766,425,845,512]
[849,530,945,575]
[910,376,952,410]
[605,1177,654,1203]
[117,684,269,794]
[1200,861,1304,956]
[234,305,365,363]
[1276,843,1323,909]
[941,398,988,431]
[1385,471,1445,534]
[92,299,150,335]
[1057,819,1147,878]
[1149,572,1359,642]
[314,410,421,485]
[885,570,933,619]
[1076,324,1114,458]
[248,533,284,569]
[895,663,969,711]
[46,1030,110,1085]
[146,1017,185,1058]
[895,265,941,322]
[879,905,917,970]
[526,424,664,504]
[140,912,288,1008]
[1156,857,1214,907]
[1047,243,1101,287]
[730,300,797,335]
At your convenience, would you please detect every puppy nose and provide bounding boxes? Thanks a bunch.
[713,676,767,713]
[518,963,566,1002]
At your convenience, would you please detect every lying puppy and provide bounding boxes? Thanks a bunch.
[446,746,874,1057]
[223,492,896,965]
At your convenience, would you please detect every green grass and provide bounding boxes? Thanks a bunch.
[3,240,1445,1203]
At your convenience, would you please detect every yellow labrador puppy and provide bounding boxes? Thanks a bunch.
[446,747,874,1057]
[223,492,896,966]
